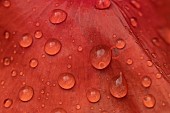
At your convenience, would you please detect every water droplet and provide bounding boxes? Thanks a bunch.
[95,0,111,9]
[90,45,111,69]
[141,76,152,88]
[115,39,126,49]
[76,104,81,110]
[58,73,76,89]
[19,86,34,102]
[86,88,101,103]
[3,57,11,66]
[143,94,156,108]
[51,108,67,113]
[109,72,128,98]
[35,22,40,27]
[29,58,38,68]
[11,70,17,77]
[19,33,33,48]
[130,17,138,27]
[34,30,43,39]
[3,98,13,108]
[126,58,133,65]
[4,31,10,39]
[78,46,83,52]
[44,38,61,55]
[158,27,170,44]
[147,60,153,67]
[67,64,72,69]
[156,73,162,79]
[49,9,67,24]
[130,0,141,9]
[152,38,160,47]
[3,0,11,8]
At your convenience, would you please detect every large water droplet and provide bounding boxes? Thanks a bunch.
[44,38,61,55]
[3,0,11,8]
[90,45,111,69]
[49,9,67,24]
[95,0,111,9]
[58,73,76,89]
[3,98,13,108]
[51,108,67,113]
[115,39,126,49]
[109,72,128,98]
[29,58,38,68]
[141,76,152,88]
[19,33,33,48]
[86,88,101,103]
[34,30,43,39]
[19,86,34,102]
[158,27,170,44]
[143,94,156,108]
[130,17,138,27]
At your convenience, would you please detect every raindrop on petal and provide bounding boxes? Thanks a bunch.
[86,88,101,103]
[109,72,128,98]
[90,45,111,69]
[58,73,76,89]
[49,9,67,24]
[44,38,61,55]
[19,86,34,102]
[143,94,156,108]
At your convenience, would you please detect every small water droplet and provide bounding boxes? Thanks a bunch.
[143,94,156,108]
[76,104,81,110]
[49,9,67,24]
[3,0,11,8]
[109,72,128,98]
[158,27,170,44]
[147,60,153,67]
[126,58,133,65]
[67,64,72,69]
[19,33,33,48]
[51,108,67,113]
[130,17,138,27]
[44,38,61,55]
[34,30,43,39]
[90,45,111,69]
[11,70,17,77]
[115,39,126,49]
[35,22,40,27]
[19,86,34,102]
[58,73,76,89]
[78,46,83,52]
[86,88,101,103]
[95,0,111,9]
[1,80,5,85]
[130,0,141,9]
[156,73,162,79]
[3,57,11,66]
[29,58,38,68]
[3,98,13,108]
[4,31,10,39]
[152,38,160,46]
[141,76,152,88]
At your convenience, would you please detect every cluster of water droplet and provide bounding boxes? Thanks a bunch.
[1,0,165,112]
